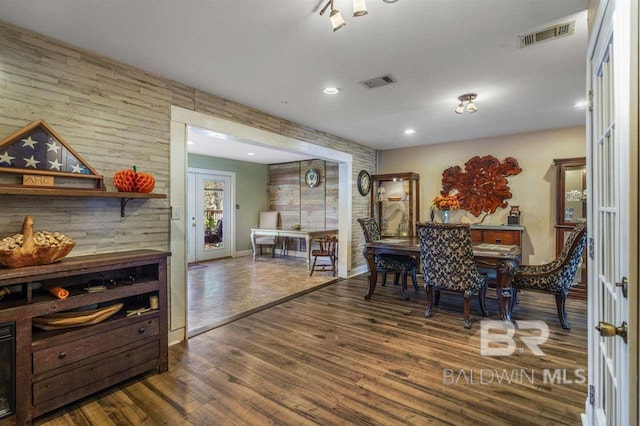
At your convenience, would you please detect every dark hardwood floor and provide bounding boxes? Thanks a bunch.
[36,275,587,425]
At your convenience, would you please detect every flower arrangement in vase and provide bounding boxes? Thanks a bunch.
[432,194,461,223]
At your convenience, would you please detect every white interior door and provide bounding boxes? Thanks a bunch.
[188,170,233,262]
[586,1,633,424]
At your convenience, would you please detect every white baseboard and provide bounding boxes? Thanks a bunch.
[348,264,369,278]
[234,249,253,257]
[169,328,185,345]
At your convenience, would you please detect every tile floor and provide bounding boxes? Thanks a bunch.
[187,254,337,336]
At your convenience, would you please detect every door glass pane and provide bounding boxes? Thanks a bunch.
[204,179,224,250]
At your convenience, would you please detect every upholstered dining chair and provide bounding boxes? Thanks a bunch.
[511,222,587,329]
[416,222,489,328]
[256,211,279,257]
[357,218,418,298]
[309,234,338,276]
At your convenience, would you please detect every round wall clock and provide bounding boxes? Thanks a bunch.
[357,170,371,196]
[305,168,320,188]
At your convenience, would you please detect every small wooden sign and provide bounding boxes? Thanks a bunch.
[23,175,54,187]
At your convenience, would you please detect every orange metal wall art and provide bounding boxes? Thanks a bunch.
[441,155,522,216]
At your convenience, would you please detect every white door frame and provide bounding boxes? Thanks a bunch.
[188,168,236,261]
[583,0,638,424]
[169,105,353,343]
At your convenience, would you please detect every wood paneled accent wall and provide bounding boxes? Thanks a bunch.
[0,21,376,270]
[268,160,339,252]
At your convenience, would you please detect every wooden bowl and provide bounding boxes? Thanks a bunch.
[0,216,75,268]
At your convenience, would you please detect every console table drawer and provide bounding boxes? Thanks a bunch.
[33,340,159,406]
[33,317,159,375]
[482,230,517,245]
[470,227,522,247]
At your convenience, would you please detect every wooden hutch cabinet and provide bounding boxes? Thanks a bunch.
[553,157,587,299]
[370,172,419,237]
[0,250,169,425]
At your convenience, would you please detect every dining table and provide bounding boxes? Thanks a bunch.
[364,238,522,320]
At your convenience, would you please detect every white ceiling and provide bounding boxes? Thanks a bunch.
[0,0,588,152]
[188,126,315,164]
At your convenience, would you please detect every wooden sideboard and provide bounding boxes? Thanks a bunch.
[0,250,169,425]
[470,224,525,247]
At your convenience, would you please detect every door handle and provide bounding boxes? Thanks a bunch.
[595,321,628,344]
[616,277,628,298]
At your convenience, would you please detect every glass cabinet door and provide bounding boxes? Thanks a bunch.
[554,157,587,226]
[370,172,420,238]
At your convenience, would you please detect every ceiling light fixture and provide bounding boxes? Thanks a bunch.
[248,152,255,156]
[382,0,399,3]
[403,129,416,135]
[323,87,340,95]
[353,0,368,17]
[320,0,373,31]
[455,93,478,114]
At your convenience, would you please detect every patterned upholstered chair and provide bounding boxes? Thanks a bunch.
[417,222,488,328]
[357,218,418,298]
[512,223,587,329]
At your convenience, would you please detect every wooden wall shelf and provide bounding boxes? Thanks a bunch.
[0,187,166,217]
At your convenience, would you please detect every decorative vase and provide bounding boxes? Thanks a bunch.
[442,210,451,224]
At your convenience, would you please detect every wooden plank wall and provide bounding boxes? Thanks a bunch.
[267,160,339,252]
[0,21,376,270]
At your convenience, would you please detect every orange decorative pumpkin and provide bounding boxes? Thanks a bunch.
[113,169,136,192]
[135,172,155,193]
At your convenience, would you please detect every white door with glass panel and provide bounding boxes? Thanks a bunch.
[585,1,635,424]
[187,171,232,262]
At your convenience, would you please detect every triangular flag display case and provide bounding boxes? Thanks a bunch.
[0,119,105,190]
[0,119,165,216]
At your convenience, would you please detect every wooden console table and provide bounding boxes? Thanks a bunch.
[470,224,525,247]
[0,250,169,425]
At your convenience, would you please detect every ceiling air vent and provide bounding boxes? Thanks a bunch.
[360,74,396,89]
[518,21,575,48]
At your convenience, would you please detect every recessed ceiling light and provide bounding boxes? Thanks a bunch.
[383,0,399,3]
[574,100,588,108]
[403,129,416,135]
[248,152,255,156]
[323,87,340,95]
[187,140,194,145]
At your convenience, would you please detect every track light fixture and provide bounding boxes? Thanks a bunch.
[455,93,478,114]
[320,0,370,31]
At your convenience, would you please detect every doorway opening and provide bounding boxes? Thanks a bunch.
[171,107,353,342]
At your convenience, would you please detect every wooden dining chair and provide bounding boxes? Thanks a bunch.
[309,234,338,276]
[417,222,489,328]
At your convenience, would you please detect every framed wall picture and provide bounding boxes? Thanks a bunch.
[304,168,320,188]
[357,170,371,196]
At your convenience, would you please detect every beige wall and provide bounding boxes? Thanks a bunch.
[0,21,375,270]
[379,126,586,265]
